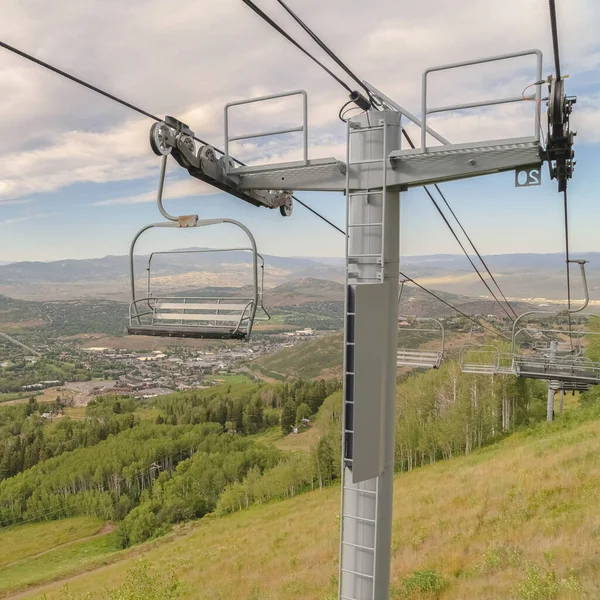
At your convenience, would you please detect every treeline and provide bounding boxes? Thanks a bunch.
[395,362,547,470]
[0,420,265,529]
[217,391,342,515]
[0,396,138,482]
[218,360,551,516]
[119,434,279,545]
[0,358,92,393]
[155,379,340,436]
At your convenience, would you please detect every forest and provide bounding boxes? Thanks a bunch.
[0,360,594,551]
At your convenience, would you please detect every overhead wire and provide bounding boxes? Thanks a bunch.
[0,39,344,234]
[0,20,511,341]
[400,129,517,321]
[398,272,510,340]
[547,0,573,342]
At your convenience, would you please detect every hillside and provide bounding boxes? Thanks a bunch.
[9,407,600,599]
[251,332,344,380]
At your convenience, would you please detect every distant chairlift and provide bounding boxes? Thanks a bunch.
[397,280,445,369]
[511,260,600,385]
[128,155,268,340]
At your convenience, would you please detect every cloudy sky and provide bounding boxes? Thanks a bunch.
[0,0,599,264]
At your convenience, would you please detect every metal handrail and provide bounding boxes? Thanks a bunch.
[224,90,308,174]
[421,49,543,152]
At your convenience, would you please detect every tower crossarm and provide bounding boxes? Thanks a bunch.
[148,116,294,213]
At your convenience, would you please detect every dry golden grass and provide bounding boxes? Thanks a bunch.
[12,414,600,600]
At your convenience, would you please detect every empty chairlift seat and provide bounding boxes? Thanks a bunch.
[130,298,256,339]
[127,219,267,341]
[396,318,445,369]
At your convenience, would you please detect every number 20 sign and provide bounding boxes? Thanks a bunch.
[515,166,541,187]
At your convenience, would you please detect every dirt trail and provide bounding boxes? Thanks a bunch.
[1,522,114,571]
[0,525,182,600]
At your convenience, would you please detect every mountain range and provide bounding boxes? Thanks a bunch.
[0,250,598,305]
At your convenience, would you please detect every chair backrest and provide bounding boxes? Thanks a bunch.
[151,299,254,329]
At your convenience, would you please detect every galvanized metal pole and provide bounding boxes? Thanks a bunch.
[547,340,558,422]
[339,110,401,600]
[559,389,565,414]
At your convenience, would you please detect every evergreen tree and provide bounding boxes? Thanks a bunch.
[281,402,296,434]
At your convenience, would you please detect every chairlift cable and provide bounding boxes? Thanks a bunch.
[432,182,519,319]
[563,188,574,344]
[239,0,354,94]
[274,0,373,100]
[548,0,562,81]
[0,39,345,234]
[398,272,510,340]
[0,40,240,160]
[401,129,516,322]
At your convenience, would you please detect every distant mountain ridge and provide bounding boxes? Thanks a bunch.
[0,250,598,302]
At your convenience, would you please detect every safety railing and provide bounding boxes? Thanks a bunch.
[224,90,308,174]
[421,49,543,152]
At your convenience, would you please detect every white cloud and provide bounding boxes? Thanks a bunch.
[93,177,215,206]
[0,0,598,206]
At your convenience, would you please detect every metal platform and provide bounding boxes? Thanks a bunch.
[233,157,346,191]
[514,356,600,384]
[388,138,542,188]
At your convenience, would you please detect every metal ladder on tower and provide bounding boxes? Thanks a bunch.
[339,114,392,600]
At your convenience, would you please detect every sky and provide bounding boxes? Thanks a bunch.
[1,0,600,264]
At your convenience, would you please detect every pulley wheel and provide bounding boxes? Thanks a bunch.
[149,122,172,156]
[279,196,293,217]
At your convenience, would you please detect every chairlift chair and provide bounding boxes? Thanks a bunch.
[144,247,271,323]
[397,278,445,369]
[127,154,268,340]
[396,318,445,369]
[510,261,600,385]
[459,344,502,375]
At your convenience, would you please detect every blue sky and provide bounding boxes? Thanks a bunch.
[1,0,599,263]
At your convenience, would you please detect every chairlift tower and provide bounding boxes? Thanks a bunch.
[137,48,576,600]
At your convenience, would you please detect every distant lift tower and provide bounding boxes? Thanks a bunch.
[147,50,573,600]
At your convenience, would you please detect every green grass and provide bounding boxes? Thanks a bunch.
[19,406,600,600]
[0,392,29,403]
[0,532,122,596]
[252,332,343,380]
[0,517,105,569]
[204,374,251,385]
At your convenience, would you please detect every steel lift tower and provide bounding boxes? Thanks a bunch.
[147,48,574,599]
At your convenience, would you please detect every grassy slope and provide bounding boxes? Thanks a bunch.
[10,410,600,600]
[0,518,105,569]
[252,332,343,380]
